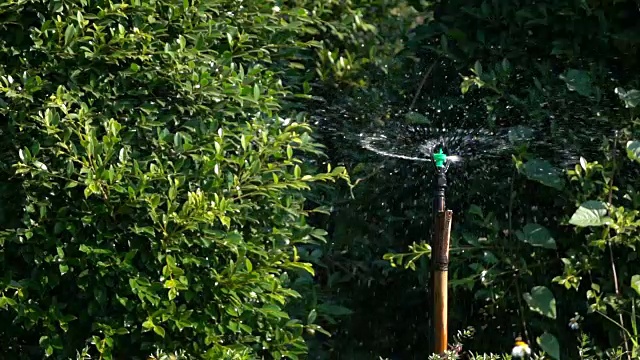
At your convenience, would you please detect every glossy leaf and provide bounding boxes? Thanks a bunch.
[523,286,556,319]
[537,332,560,360]
[615,87,640,108]
[560,69,592,97]
[569,200,609,227]
[516,223,557,249]
[521,159,564,190]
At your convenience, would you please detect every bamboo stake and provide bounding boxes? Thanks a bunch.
[433,210,453,355]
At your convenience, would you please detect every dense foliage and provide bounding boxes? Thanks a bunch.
[0,0,365,358]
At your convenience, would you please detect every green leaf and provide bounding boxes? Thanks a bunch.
[521,159,564,189]
[226,32,234,46]
[65,181,79,189]
[0,296,17,309]
[283,261,315,275]
[537,332,560,360]
[560,69,592,97]
[523,286,556,319]
[153,325,166,338]
[627,141,640,163]
[253,83,260,100]
[516,223,556,249]
[615,87,640,108]
[286,145,293,160]
[19,147,31,162]
[166,255,176,268]
[84,185,93,198]
[403,112,431,125]
[473,60,483,75]
[501,57,511,72]
[307,309,317,324]
[59,264,69,275]
[468,204,483,218]
[260,305,289,319]
[289,62,305,70]
[631,275,640,297]
[64,24,76,46]
[568,200,609,227]
[440,34,448,53]
[317,303,353,317]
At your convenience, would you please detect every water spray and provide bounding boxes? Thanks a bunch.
[431,147,453,355]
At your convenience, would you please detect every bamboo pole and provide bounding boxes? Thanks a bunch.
[432,210,453,355]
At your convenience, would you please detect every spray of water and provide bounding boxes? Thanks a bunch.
[356,112,599,171]
[358,119,516,166]
[361,133,466,163]
[361,134,431,162]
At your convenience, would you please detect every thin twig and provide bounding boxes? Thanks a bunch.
[409,58,439,110]
[605,132,630,360]
[508,166,531,344]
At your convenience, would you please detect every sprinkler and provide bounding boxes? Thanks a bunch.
[433,147,447,169]
[431,146,453,356]
[433,147,449,213]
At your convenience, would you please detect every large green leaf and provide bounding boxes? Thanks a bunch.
[521,159,564,190]
[568,200,609,227]
[615,87,640,108]
[523,286,556,319]
[516,223,556,249]
[628,141,640,163]
[560,69,592,97]
[537,332,560,360]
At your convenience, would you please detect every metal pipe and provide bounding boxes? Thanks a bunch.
[434,169,446,212]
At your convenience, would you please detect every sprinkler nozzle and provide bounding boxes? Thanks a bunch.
[433,148,447,168]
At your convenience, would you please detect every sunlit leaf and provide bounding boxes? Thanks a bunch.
[615,87,640,108]
[631,275,640,297]
[627,141,640,163]
[568,200,609,227]
[153,325,165,338]
[579,156,587,170]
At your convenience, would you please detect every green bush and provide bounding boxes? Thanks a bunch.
[0,0,361,358]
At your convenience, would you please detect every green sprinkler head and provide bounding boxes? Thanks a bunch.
[433,147,447,169]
